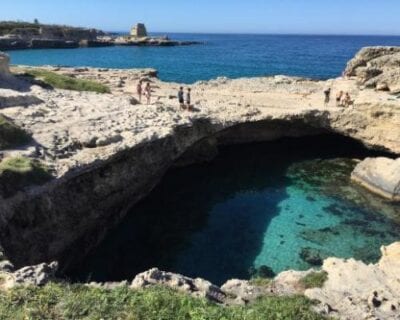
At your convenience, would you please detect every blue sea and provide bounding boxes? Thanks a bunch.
[7,33,400,83]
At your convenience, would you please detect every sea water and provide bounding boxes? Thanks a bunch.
[70,135,400,285]
[7,34,400,83]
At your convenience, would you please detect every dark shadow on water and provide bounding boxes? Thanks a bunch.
[67,134,390,285]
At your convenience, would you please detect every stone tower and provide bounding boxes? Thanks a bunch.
[130,23,148,38]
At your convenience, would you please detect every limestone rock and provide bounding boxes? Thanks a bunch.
[345,47,400,93]
[306,242,400,320]
[0,260,14,273]
[351,157,400,201]
[131,268,226,303]
[12,262,58,286]
[221,279,266,304]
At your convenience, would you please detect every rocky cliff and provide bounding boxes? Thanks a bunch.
[0,47,399,319]
[0,48,399,270]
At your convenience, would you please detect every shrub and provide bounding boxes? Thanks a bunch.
[300,271,328,289]
[0,115,31,150]
[0,157,52,197]
[23,69,111,93]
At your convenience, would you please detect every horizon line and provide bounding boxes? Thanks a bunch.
[112,30,400,37]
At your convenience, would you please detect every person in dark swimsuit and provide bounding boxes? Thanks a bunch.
[178,87,185,110]
[186,88,192,111]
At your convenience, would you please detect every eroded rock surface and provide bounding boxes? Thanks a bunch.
[306,242,400,320]
[352,157,400,201]
[131,268,226,303]
[345,46,400,93]
[0,47,399,276]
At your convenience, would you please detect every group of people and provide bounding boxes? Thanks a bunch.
[324,88,353,108]
[136,80,152,104]
[136,80,193,111]
[178,87,192,111]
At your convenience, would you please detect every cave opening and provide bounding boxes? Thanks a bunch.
[67,133,400,285]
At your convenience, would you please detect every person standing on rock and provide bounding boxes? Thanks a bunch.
[178,87,185,110]
[324,87,331,107]
[136,80,143,103]
[145,82,151,105]
[186,88,192,111]
[336,91,344,107]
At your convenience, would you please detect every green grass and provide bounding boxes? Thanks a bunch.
[23,69,111,94]
[249,277,272,287]
[0,157,52,197]
[0,283,327,320]
[300,272,329,289]
[0,115,31,150]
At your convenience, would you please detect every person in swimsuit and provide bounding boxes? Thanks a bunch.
[186,88,192,111]
[336,91,344,107]
[178,87,185,110]
[145,82,151,105]
[136,80,143,103]
[324,88,331,106]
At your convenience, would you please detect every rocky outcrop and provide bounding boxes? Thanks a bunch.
[345,46,400,93]
[131,268,226,303]
[0,262,58,288]
[351,157,400,201]
[306,242,400,320]
[0,61,399,271]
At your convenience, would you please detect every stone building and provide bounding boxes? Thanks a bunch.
[130,23,148,38]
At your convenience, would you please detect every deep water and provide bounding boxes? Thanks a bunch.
[7,34,400,83]
[70,135,400,285]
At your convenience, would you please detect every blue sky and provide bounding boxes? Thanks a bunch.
[1,0,400,35]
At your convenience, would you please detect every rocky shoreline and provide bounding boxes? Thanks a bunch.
[0,21,201,50]
[0,47,400,319]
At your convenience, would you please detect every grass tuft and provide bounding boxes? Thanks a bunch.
[0,115,31,150]
[0,283,328,320]
[300,271,329,289]
[23,69,111,93]
[0,157,52,197]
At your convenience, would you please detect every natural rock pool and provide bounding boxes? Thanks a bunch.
[70,135,400,285]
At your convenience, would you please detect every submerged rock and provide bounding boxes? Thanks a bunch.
[351,157,400,201]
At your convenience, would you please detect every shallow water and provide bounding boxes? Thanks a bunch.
[70,135,400,285]
[7,34,400,83]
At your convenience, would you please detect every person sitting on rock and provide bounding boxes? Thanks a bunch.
[324,87,331,107]
[336,91,344,107]
[136,80,143,103]
[145,82,151,105]
[186,88,192,111]
[178,87,185,110]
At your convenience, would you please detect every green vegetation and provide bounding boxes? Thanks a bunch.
[249,277,272,287]
[300,271,329,289]
[0,115,31,150]
[0,283,327,320]
[23,69,111,93]
[0,157,52,197]
[0,21,41,35]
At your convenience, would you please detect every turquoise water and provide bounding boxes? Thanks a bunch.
[70,135,400,285]
[7,34,400,83]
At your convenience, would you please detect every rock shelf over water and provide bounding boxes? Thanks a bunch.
[0,47,400,320]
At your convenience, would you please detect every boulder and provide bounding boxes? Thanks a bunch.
[351,157,400,201]
[131,268,226,303]
[12,262,58,286]
[345,47,400,93]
